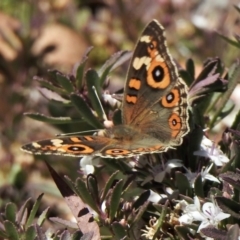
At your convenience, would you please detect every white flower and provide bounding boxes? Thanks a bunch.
[184,167,198,187]
[201,163,220,183]
[179,197,230,232]
[194,136,229,166]
[197,201,230,232]
[80,156,100,175]
[184,163,220,188]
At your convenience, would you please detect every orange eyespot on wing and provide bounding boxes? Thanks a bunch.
[161,88,180,108]
[168,113,182,138]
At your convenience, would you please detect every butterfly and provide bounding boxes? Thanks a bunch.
[21,19,189,159]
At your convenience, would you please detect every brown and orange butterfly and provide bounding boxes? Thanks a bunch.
[21,19,189,159]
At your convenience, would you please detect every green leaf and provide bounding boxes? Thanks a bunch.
[70,93,103,129]
[217,32,240,48]
[56,72,74,93]
[4,220,19,240]
[175,225,194,239]
[186,58,195,82]
[26,193,44,228]
[16,198,30,226]
[194,174,204,198]
[132,201,149,225]
[109,179,124,221]
[132,190,150,210]
[76,46,93,89]
[85,69,104,119]
[5,203,17,223]
[75,178,99,214]
[87,174,100,206]
[34,224,47,240]
[37,207,49,226]
[101,171,121,202]
[111,222,126,239]
[101,158,132,173]
[34,76,68,96]
[179,70,192,88]
[24,225,36,240]
[209,61,240,128]
[215,196,240,219]
[98,51,131,86]
[152,203,168,240]
[175,172,191,196]
[24,113,84,124]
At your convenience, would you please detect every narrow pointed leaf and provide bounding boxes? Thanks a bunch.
[24,225,36,240]
[4,221,19,240]
[112,222,126,239]
[152,202,169,240]
[186,58,195,81]
[37,207,49,226]
[179,69,192,87]
[175,226,194,239]
[175,172,191,195]
[87,174,100,206]
[132,190,150,210]
[56,72,74,93]
[85,69,103,119]
[70,93,103,128]
[26,193,44,228]
[34,77,68,96]
[75,177,100,214]
[76,46,93,89]
[109,179,124,221]
[98,50,131,86]
[132,201,149,225]
[215,196,240,219]
[101,171,120,202]
[5,203,17,223]
[217,32,240,48]
[16,198,31,224]
[34,224,47,240]
[194,174,204,198]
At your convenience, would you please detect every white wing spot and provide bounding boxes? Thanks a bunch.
[155,54,164,62]
[51,139,64,147]
[32,142,41,148]
[133,56,151,70]
[140,35,151,43]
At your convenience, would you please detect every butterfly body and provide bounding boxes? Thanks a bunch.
[22,20,189,159]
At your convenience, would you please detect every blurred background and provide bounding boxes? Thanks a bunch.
[0,0,240,232]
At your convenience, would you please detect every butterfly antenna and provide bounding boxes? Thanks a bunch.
[92,86,108,121]
[56,129,102,137]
